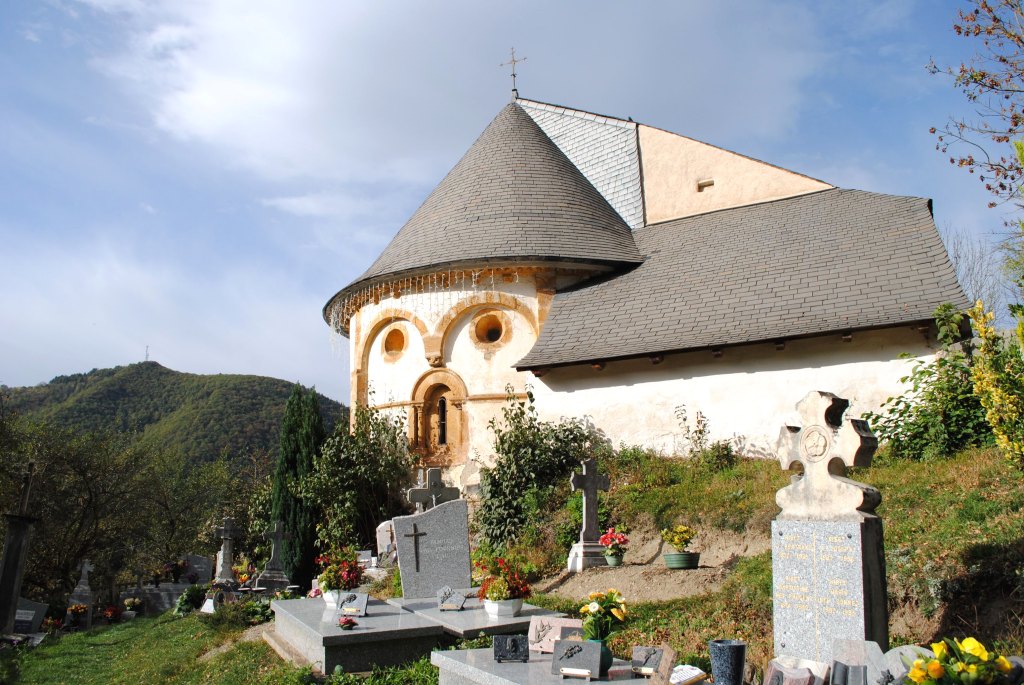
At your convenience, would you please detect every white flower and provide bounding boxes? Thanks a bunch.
[588,601,600,613]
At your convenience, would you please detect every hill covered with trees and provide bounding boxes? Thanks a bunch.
[1,362,347,463]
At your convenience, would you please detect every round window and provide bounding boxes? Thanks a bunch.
[383,327,406,357]
[474,313,503,343]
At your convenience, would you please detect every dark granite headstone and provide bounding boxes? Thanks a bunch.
[552,639,603,679]
[13,598,46,633]
[339,592,369,617]
[436,586,467,611]
[494,634,530,663]
[650,644,678,685]
[633,646,665,676]
[393,499,471,599]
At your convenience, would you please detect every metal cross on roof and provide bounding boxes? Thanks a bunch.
[775,391,880,521]
[500,47,526,97]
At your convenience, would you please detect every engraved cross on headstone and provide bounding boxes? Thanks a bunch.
[570,458,609,542]
[404,523,427,572]
[264,521,291,572]
[775,391,880,521]
[407,468,460,511]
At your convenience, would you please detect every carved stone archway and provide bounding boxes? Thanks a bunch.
[409,368,469,467]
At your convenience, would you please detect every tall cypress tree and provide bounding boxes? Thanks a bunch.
[272,384,325,590]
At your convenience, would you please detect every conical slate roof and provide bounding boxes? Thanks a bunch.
[343,102,642,291]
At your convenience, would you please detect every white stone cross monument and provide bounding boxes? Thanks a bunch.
[566,458,610,572]
[214,517,241,584]
[407,468,460,512]
[772,391,888,665]
[256,520,292,591]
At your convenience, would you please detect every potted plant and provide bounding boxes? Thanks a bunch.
[579,588,628,675]
[661,524,699,569]
[475,556,531,617]
[905,637,1013,685]
[123,597,142,619]
[171,559,188,584]
[101,605,122,624]
[316,548,364,608]
[598,527,629,567]
[67,603,88,628]
[151,566,164,587]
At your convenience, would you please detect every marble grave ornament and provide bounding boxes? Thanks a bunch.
[633,646,665,676]
[436,585,467,611]
[566,458,610,572]
[406,468,460,512]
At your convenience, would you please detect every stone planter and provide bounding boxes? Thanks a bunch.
[663,551,700,569]
[588,640,614,676]
[321,589,344,609]
[121,610,137,621]
[604,553,623,567]
[483,598,523,618]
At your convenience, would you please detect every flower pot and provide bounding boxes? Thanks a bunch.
[321,589,344,609]
[483,598,523,618]
[664,551,700,569]
[121,610,137,621]
[604,553,623,567]
[588,639,614,676]
[709,639,747,685]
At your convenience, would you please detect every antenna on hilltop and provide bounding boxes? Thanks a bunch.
[500,47,526,100]
[145,345,149,362]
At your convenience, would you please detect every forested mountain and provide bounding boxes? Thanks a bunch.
[1,362,346,463]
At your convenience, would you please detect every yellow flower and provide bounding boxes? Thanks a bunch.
[962,638,989,662]
[966,664,978,675]
[927,660,945,679]
[587,601,600,614]
[611,607,625,621]
[995,656,1012,673]
[913,660,925,669]
[953,662,967,673]
[908,666,927,684]
[932,642,948,660]
[579,604,590,614]
[588,592,605,601]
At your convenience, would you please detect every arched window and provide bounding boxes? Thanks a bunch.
[437,397,447,445]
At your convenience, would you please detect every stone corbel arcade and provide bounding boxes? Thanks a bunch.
[350,289,540,467]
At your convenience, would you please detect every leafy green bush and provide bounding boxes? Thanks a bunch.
[299,404,413,551]
[174,583,209,615]
[476,388,607,548]
[695,440,736,472]
[867,304,991,461]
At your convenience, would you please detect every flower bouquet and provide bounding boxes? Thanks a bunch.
[338,616,358,631]
[599,527,629,566]
[317,548,364,608]
[102,605,122,623]
[475,556,531,617]
[579,589,628,675]
[67,603,88,627]
[41,616,62,635]
[904,637,1014,685]
[660,524,699,569]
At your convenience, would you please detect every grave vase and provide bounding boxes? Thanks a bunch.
[483,598,523,618]
[664,551,699,570]
[604,553,623,567]
[588,639,614,676]
[321,589,343,610]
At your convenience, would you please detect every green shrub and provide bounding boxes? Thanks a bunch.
[174,583,209,615]
[695,440,736,472]
[476,388,606,548]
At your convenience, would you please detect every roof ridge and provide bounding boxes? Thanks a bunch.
[515,97,635,128]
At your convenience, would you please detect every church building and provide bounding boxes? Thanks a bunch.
[323,97,968,489]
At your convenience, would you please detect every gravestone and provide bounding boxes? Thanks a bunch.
[407,468,460,511]
[528,616,583,653]
[772,391,887,664]
[494,634,531,663]
[214,517,240,583]
[437,586,467,611]
[393,499,471,599]
[632,646,665,676]
[566,458,609,572]
[551,639,604,679]
[255,521,292,591]
[67,559,95,629]
[376,520,395,558]
[14,597,47,633]
[185,554,212,584]
[0,462,37,635]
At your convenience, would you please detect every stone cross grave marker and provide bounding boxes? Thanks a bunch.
[771,391,888,665]
[214,517,241,583]
[67,558,96,629]
[393,499,471,598]
[0,462,37,634]
[566,458,610,572]
[256,521,292,591]
[407,468,460,511]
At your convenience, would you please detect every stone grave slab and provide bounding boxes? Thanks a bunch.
[376,520,395,558]
[632,647,665,676]
[437,586,468,611]
[393,499,471,599]
[387,594,564,639]
[267,597,444,674]
[185,554,212,584]
[528,616,584,653]
[552,639,603,678]
[14,597,47,633]
[431,647,635,685]
[407,468,460,511]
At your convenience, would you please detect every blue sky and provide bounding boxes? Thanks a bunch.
[0,0,1008,403]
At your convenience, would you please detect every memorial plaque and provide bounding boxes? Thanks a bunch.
[528,616,584,653]
[551,639,602,680]
[13,609,33,633]
[393,500,472,599]
[772,519,886,664]
[651,644,678,685]
[436,586,467,611]
[493,634,530,663]
[339,592,369,617]
[764,661,821,685]
[633,646,665,676]
[14,598,46,633]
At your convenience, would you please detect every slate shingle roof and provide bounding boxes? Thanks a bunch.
[341,102,642,294]
[516,188,969,369]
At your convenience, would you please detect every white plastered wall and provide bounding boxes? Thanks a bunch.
[525,327,934,460]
